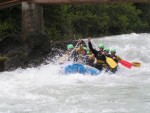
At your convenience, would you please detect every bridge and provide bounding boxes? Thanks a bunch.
[0,0,149,9]
[0,0,150,40]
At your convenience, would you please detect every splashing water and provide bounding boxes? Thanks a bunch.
[0,33,150,113]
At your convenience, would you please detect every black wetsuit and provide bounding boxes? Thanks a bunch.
[88,41,106,70]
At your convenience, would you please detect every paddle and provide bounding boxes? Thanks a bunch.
[69,42,79,56]
[132,62,141,67]
[90,40,117,69]
[119,60,132,69]
[105,56,118,69]
[119,60,141,68]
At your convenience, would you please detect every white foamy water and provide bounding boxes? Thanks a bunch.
[0,33,150,113]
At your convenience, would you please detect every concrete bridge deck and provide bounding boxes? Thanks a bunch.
[31,0,150,4]
[0,0,150,9]
[0,0,30,9]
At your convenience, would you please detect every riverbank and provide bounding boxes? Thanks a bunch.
[0,32,51,72]
[0,32,82,72]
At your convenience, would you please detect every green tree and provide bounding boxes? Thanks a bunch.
[67,4,148,36]
[134,3,150,32]
[0,5,21,40]
[44,5,72,40]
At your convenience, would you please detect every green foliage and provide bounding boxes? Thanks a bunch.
[0,4,150,41]
[134,3,150,32]
[67,4,148,36]
[0,56,8,62]
[44,5,72,40]
[0,22,13,39]
[0,6,21,40]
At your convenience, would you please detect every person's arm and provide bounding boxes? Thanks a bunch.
[112,56,119,63]
[76,44,84,54]
[88,41,98,57]
[117,56,122,62]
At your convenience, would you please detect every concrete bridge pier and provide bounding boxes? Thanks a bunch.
[22,2,44,41]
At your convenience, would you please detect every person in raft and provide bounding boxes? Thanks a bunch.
[109,48,122,73]
[88,37,107,71]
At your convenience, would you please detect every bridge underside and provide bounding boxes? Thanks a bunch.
[31,0,150,4]
[0,0,149,9]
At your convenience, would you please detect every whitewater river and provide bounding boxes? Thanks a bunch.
[0,33,150,113]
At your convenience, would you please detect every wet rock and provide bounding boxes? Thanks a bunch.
[0,32,51,71]
[0,57,7,72]
[0,32,86,72]
[26,32,51,58]
[0,34,22,54]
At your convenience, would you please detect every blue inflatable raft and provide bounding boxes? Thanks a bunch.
[63,63,100,75]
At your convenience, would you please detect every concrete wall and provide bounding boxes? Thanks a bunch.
[22,2,44,40]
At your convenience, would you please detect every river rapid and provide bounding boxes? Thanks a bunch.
[0,33,150,113]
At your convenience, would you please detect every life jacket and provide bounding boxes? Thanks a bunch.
[96,51,106,66]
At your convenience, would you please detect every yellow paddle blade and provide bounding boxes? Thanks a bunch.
[106,57,117,69]
[132,62,141,67]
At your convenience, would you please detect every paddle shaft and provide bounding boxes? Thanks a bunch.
[69,42,79,57]
[90,40,99,50]
[132,62,141,67]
